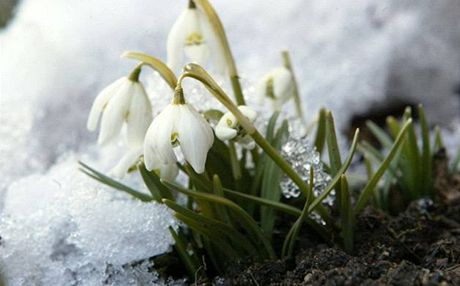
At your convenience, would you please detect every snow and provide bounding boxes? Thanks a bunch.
[0,154,178,285]
[1,0,459,285]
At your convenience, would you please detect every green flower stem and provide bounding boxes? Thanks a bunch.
[282,50,304,122]
[178,64,333,224]
[193,0,246,105]
[228,141,242,180]
[128,63,143,81]
[121,51,177,89]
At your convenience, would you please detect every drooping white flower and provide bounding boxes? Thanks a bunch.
[144,102,214,174]
[167,2,226,74]
[215,105,257,149]
[257,67,294,111]
[87,76,153,147]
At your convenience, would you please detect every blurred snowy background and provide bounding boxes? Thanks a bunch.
[1,0,460,285]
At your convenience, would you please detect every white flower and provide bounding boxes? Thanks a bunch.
[257,67,294,111]
[144,102,214,174]
[167,3,226,74]
[215,105,257,149]
[109,147,143,179]
[87,77,153,147]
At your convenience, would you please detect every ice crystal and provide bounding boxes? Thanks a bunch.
[280,136,331,203]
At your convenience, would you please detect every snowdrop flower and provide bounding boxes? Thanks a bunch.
[87,75,153,147]
[257,67,294,111]
[215,105,257,150]
[144,91,214,174]
[167,1,225,73]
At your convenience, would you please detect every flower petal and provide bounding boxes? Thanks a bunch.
[272,67,294,102]
[238,105,257,122]
[177,104,214,173]
[215,125,237,141]
[109,147,143,179]
[144,104,177,169]
[167,9,193,72]
[87,77,126,131]
[184,44,209,66]
[98,80,133,145]
[126,83,153,148]
[157,162,179,181]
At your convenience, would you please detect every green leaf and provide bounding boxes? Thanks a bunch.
[163,199,256,256]
[354,119,412,214]
[314,108,327,155]
[339,175,353,254]
[169,227,201,279]
[325,112,342,175]
[308,129,359,213]
[79,161,153,202]
[282,167,315,258]
[260,120,289,236]
[162,181,276,259]
[366,120,393,149]
[138,163,173,202]
[418,105,433,196]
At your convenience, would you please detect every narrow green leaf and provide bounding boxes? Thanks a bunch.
[325,112,342,175]
[162,181,276,259]
[163,199,256,256]
[138,163,173,202]
[433,126,444,152]
[340,175,353,254]
[260,120,289,236]
[79,162,153,202]
[308,129,359,213]
[418,105,432,196]
[354,119,412,214]
[366,120,393,149]
[169,227,201,279]
[450,145,460,174]
[314,108,327,155]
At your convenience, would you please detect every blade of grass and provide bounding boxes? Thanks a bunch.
[169,227,201,279]
[366,121,393,149]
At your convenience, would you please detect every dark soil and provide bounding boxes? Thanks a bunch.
[219,155,460,285]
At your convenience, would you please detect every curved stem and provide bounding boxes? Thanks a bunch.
[193,0,246,105]
[178,65,310,199]
[282,50,304,123]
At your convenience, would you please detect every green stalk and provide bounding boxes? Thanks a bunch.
[194,0,246,105]
[228,142,242,180]
[121,51,177,89]
[282,50,304,122]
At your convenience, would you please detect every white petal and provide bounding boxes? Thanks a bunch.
[238,105,257,123]
[239,135,256,150]
[184,44,209,66]
[126,83,153,148]
[145,104,177,167]
[109,147,143,179]
[158,163,179,181]
[272,67,294,102]
[167,10,188,71]
[177,104,214,173]
[199,7,227,75]
[87,77,126,131]
[215,125,237,141]
[255,74,271,104]
[98,80,133,145]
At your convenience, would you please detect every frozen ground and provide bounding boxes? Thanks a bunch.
[1,0,460,285]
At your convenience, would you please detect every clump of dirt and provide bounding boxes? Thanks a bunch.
[220,159,460,286]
